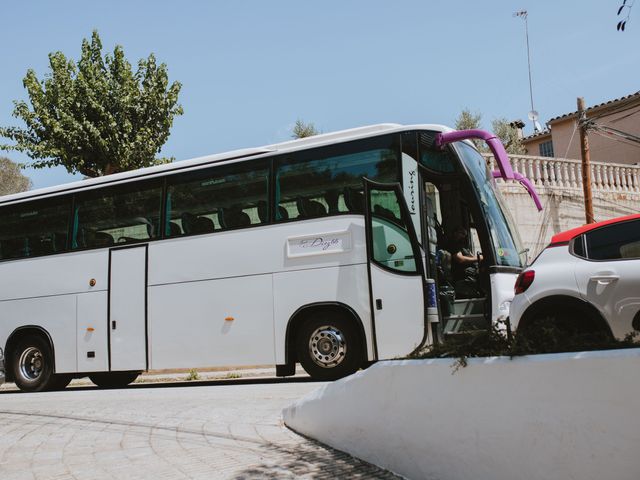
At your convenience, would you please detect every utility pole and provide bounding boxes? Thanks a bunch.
[577,97,595,224]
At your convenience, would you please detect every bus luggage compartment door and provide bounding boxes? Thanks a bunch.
[364,179,427,359]
[109,245,148,371]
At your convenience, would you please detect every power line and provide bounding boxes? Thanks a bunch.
[588,122,640,145]
[610,105,640,123]
[590,129,640,150]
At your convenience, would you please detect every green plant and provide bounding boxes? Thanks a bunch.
[292,119,318,139]
[410,319,639,373]
[186,369,199,381]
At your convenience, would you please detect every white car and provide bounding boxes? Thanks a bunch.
[510,214,640,340]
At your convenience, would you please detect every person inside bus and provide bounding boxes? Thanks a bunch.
[451,226,483,298]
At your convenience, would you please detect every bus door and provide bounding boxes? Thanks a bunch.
[109,245,148,371]
[363,179,427,359]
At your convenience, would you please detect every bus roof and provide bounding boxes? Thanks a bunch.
[0,123,452,206]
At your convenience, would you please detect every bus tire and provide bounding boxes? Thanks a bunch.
[89,371,140,389]
[296,313,363,381]
[11,335,56,392]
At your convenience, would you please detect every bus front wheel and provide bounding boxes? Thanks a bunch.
[296,314,363,381]
[11,335,57,392]
[89,371,140,389]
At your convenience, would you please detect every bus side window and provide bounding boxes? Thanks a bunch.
[0,196,71,260]
[274,138,398,222]
[72,180,163,248]
[344,187,365,214]
[218,206,251,229]
[165,159,269,236]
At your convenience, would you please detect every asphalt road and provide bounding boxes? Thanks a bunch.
[0,379,399,479]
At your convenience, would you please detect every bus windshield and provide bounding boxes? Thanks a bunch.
[455,141,525,268]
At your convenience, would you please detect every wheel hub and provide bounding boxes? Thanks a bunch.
[19,347,44,381]
[309,325,347,369]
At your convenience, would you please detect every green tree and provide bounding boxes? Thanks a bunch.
[0,31,183,177]
[0,157,32,196]
[455,108,486,151]
[292,119,319,139]
[491,117,525,155]
[454,109,525,155]
[454,108,482,131]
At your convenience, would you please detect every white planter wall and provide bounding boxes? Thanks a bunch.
[283,349,640,480]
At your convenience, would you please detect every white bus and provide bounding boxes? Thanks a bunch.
[0,124,541,392]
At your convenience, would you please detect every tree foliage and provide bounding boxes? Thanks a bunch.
[454,108,482,131]
[491,117,526,155]
[454,108,486,151]
[454,108,525,155]
[0,31,183,177]
[0,157,32,196]
[292,119,319,139]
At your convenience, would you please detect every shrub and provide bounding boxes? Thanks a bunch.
[410,320,639,372]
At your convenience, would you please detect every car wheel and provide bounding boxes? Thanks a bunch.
[518,304,610,352]
[89,371,140,389]
[11,335,56,392]
[296,313,363,381]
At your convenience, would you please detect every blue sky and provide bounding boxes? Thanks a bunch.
[1,0,638,189]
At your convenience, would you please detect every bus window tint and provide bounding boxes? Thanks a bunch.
[455,142,524,268]
[419,132,457,173]
[72,181,163,248]
[0,197,71,260]
[165,160,269,237]
[275,142,398,221]
[369,190,417,273]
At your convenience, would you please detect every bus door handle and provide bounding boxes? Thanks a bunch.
[376,299,383,310]
[112,320,117,330]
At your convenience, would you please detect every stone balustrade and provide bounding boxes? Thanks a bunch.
[483,153,640,193]
[483,153,640,255]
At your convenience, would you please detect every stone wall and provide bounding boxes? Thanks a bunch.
[498,184,639,256]
[486,154,640,257]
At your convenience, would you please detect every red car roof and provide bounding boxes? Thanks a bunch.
[550,213,640,244]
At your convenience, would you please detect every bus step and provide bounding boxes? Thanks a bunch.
[443,314,488,334]
[450,298,486,315]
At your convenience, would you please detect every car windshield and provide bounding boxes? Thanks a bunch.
[454,141,525,268]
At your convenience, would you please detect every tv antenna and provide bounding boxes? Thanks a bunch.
[528,110,543,133]
[514,10,541,132]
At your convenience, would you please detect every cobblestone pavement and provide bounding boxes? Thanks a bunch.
[0,380,399,479]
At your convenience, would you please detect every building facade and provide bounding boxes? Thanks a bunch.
[522,92,640,165]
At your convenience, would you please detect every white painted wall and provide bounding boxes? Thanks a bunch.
[499,185,640,257]
[283,349,640,480]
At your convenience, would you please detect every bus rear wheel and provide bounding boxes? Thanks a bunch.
[11,335,56,392]
[296,314,363,381]
[89,371,140,389]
